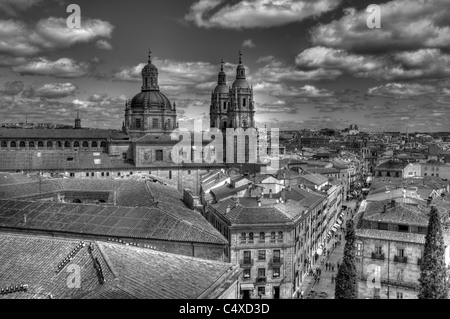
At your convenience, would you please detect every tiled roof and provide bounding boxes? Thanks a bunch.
[362,201,429,226]
[0,199,228,245]
[210,183,250,201]
[0,233,240,299]
[299,174,328,185]
[375,161,408,171]
[355,229,425,244]
[0,233,115,299]
[0,172,35,185]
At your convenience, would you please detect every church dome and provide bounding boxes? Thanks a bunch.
[214,83,228,93]
[130,90,172,109]
[232,52,249,88]
[232,78,250,89]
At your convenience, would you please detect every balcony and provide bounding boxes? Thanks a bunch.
[240,259,254,267]
[269,257,284,268]
[371,252,385,261]
[256,277,267,285]
[394,255,408,264]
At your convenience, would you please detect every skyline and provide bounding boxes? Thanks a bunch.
[0,0,450,132]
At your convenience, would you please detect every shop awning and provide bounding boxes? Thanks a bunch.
[241,283,255,290]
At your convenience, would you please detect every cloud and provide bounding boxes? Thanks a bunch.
[0,81,24,96]
[367,83,439,98]
[11,57,93,78]
[184,0,342,29]
[310,0,450,53]
[95,40,113,50]
[0,17,114,57]
[21,83,78,99]
[242,39,256,48]
[88,93,108,102]
[0,0,47,16]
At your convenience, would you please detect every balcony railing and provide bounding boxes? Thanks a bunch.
[240,259,254,267]
[269,257,284,268]
[256,277,267,285]
[394,255,408,264]
[371,252,385,261]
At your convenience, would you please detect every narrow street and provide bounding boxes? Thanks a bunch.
[297,199,360,299]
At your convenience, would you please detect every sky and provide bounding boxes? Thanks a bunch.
[0,0,450,132]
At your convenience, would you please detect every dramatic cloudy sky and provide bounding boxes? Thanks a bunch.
[0,0,450,132]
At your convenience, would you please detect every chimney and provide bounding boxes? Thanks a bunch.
[427,199,431,207]
[391,200,395,208]
[23,214,27,224]
[226,204,231,214]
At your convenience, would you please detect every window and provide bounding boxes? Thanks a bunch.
[249,232,254,243]
[86,173,89,177]
[47,141,53,148]
[101,172,105,177]
[38,141,44,148]
[100,141,107,148]
[418,227,427,234]
[398,225,409,233]
[74,141,79,148]
[259,232,265,243]
[243,98,246,107]
[70,173,75,177]
[258,250,266,261]
[273,268,280,278]
[64,141,70,148]
[106,172,110,177]
[240,233,246,243]
[278,231,284,242]
[375,245,382,254]
[355,242,363,256]
[92,141,98,148]
[156,150,163,161]
[83,141,89,148]
[0,141,6,148]
[270,232,276,243]
[243,251,251,263]
[29,141,34,148]
[166,119,171,128]
[243,268,251,279]
[152,118,159,129]
[397,248,404,257]
[378,223,388,230]
[169,170,172,179]
[273,250,281,263]
[20,141,26,148]
[122,153,127,160]
[91,172,94,177]
[136,118,142,128]
[10,141,16,148]
[257,268,266,278]
[396,292,403,299]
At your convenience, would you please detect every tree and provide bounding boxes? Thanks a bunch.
[335,219,358,299]
[418,206,449,299]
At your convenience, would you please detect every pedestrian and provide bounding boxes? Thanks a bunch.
[332,264,335,272]
[325,262,329,271]
[317,276,320,283]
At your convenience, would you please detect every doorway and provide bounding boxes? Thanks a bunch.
[273,286,280,299]
[242,290,251,299]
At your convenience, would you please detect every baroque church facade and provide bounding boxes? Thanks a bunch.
[210,52,256,131]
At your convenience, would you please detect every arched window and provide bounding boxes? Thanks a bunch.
[166,119,171,128]
[271,232,276,243]
[152,118,159,129]
[19,141,26,148]
[100,141,107,148]
[56,141,62,148]
[47,141,53,148]
[11,141,16,148]
[240,233,246,243]
[92,141,98,148]
[73,141,80,148]
[64,141,71,148]
[259,232,265,243]
[83,141,89,148]
[1,141,7,148]
[248,232,254,243]
[278,231,284,242]
[243,98,246,107]
[38,141,44,149]
[29,141,35,148]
